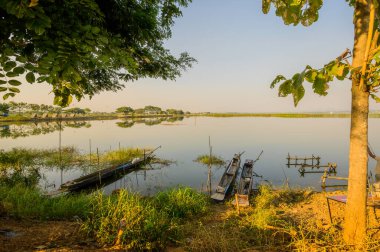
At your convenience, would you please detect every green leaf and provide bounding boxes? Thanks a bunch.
[292,85,305,107]
[370,94,380,103]
[0,87,7,92]
[270,75,286,88]
[16,55,27,63]
[8,87,20,93]
[92,27,101,34]
[0,73,4,78]
[3,93,16,100]
[312,74,329,96]
[8,80,22,86]
[24,63,35,71]
[3,61,16,71]
[305,69,317,82]
[0,80,7,85]
[262,0,271,14]
[13,66,25,75]
[26,72,36,83]
[6,72,19,77]
[278,80,292,97]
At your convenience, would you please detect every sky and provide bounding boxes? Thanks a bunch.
[9,0,380,112]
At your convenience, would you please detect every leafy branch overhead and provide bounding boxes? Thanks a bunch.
[264,0,380,106]
[0,0,195,106]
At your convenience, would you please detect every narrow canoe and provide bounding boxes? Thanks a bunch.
[211,154,241,201]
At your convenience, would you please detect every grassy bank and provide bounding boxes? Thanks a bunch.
[0,184,210,250]
[1,183,380,250]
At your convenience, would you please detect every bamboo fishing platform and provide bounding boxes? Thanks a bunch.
[286,154,320,167]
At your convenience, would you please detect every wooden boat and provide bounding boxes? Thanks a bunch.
[60,157,149,192]
[234,159,254,206]
[211,153,241,201]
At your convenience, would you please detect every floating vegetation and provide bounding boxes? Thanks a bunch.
[195,154,225,166]
[92,148,151,166]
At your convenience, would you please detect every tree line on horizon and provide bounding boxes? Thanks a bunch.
[116,105,188,116]
[0,102,91,116]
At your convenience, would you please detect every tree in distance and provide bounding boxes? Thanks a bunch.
[116,106,134,115]
[0,0,195,106]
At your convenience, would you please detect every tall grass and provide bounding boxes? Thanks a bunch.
[82,187,210,250]
[154,187,209,218]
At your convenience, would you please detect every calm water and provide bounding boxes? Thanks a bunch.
[1,117,380,194]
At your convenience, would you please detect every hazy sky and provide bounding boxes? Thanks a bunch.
[9,0,380,112]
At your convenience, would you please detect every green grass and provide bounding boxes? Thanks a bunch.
[154,187,209,218]
[82,187,210,250]
[195,154,225,166]
[0,184,91,219]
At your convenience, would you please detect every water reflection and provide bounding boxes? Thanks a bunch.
[0,121,91,139]
[116,116,184,128]
[0,116,185,139]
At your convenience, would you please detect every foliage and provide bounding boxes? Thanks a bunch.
[64,107,86,114]
[263,2,380,106]
[0,0,195,106]
[195,154,225,166]
[0,184,91,219]
[0,102,9,115]
[262,0,323,27]
[116,106,134,115]
[166,108,184,114]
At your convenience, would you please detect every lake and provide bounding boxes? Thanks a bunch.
[1,116,380,195]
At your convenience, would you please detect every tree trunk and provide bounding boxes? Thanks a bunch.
[343,1,371,245]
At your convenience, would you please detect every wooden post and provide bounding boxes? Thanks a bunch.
[89,139,92,165]
[235,194,240,215]
[207,136,212,196]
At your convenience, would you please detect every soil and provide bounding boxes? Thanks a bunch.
[0,218,99,252]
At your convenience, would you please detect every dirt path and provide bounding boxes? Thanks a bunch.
[0,218,99,252]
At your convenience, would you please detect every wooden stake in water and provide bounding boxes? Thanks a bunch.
[59,120,62,185]
[97,148,101,183]
[207,136,212,196]
[89,139,92,165]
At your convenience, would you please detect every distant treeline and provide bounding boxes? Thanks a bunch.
[0,102,93,116]
[116,105,190,116]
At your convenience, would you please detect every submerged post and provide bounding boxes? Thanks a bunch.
[207,136,212,196]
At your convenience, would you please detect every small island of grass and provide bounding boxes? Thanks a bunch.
[195,154,225,166]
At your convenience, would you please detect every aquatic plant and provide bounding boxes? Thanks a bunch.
[195,154,225,166]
